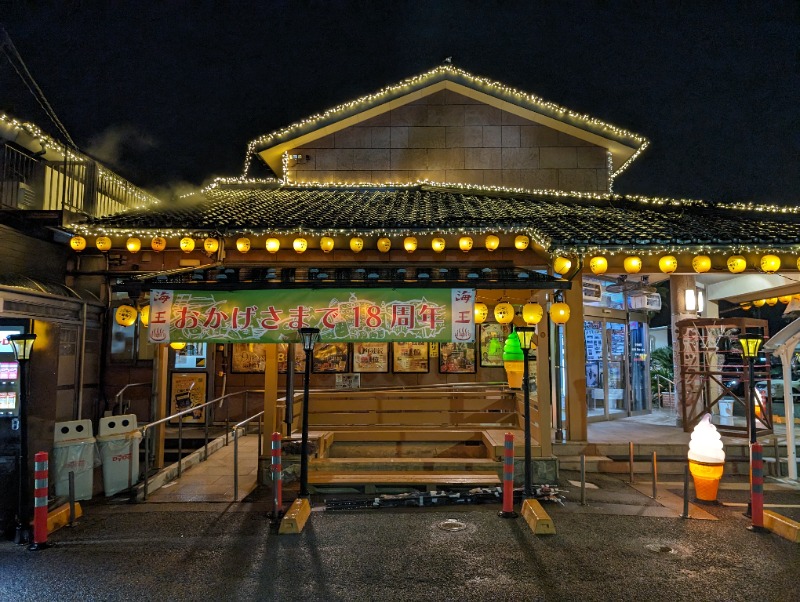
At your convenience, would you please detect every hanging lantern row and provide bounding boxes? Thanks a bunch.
[587,253,788,275]
[113,305,151,327]
[740,294,800,311]
[473,300,568,325]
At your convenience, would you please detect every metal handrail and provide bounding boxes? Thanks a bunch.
[654,374,676,411]
[231,410,265,501]
[113,382,150,415]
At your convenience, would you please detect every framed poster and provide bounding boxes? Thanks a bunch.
[232,343,268,373]
[352,342,389,373]
[479,323,510,367]
[585,362,600,388]
[439,342,477,374]
[392,342,429,373]
[277,343,306,374]
[170,372,207,423]
[312,343,349,373]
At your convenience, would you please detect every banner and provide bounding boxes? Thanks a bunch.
[148,288,474,344]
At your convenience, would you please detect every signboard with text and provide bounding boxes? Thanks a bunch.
[148,288,474,344]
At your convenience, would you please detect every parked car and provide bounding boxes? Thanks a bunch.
[755,378,800,402]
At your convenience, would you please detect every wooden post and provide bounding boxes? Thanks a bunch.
[563,273,587,441]
[154,343,169,469]
[262,344,279,457]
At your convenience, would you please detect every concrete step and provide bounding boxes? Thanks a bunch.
[308,470,501,488]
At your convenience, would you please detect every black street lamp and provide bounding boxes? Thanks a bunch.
[516,326,537,497]
[8,333,36,545]
[297,327,320,498]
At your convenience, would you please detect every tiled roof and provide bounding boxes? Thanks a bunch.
[77,184,800,254]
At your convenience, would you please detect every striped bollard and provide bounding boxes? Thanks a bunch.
[499,432,518,518]
[30,451,50,551]
[271,433,283,520]
[749,442,768,533]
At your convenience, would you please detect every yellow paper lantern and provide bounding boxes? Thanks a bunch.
[779,295,793,304]
[752,299,766,307]
[404,237,418,252]
[125,237,141,253]
[293,238,308,253]
[589,256,608,275]
[320,237,335,253]
[553,256,572,276]
[203,238,219,254]
[458,236,473,252]
[692,255,711,273]
[474,302,489,324]
[431,237,446,253]
[766,297,778,306]
[727,255,746,274]
[522,302,544,325]
[623,256,642,274]
[234,237,250,253]
[740,303,752,311]
[760,254,781,274]
[550,302,571,324]
[115,305,137,327]
[179,237,195,253]
[139,305,150,326]
[169,342,186,350]
[95,236,112,252]
[69,236,86,252]
[151,236,166,252]
[485,234,500,252]
[658,255,678,274]
[494,302,515,324]
[266,238,280,253]
[377,237,391,253]
[350,237,364,253]
[514,235,530,251]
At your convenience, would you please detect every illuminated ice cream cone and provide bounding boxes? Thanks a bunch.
[688,414,725,502]
[503,329,525,389]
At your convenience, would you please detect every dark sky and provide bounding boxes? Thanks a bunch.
[2,1,799,204]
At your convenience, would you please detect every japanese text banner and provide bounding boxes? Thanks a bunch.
[148,288,475,344]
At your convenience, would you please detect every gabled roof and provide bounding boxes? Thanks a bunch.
[245,64,649,181]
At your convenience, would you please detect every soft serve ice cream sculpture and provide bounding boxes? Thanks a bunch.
[688,413,726,501]
[503,329,525,389]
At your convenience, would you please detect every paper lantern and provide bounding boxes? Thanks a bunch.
[266,238,280,253]
[727,255,746,274]
[494,302,515,324]
[553,256,572,276]
[293,238,308,253]
[169,342,186,350]
[550,302,571,324]
[589,256,608,275]
[233,237,249,253]
[377,237,391,253]
[623,256,642,274]
[485,234,500,252]
[115,305,137,327]
[766,297,778,306]
[760,254,781,274]
[95,236,112,252]
[658,255,678,274]
[474,302,489,324]
[692,255,711,273]
[125,237,141,253]
[522,302,543,325]
[431,237,446,253]
[151,236,166,252]
[320,237,335,253]
[179,237,195,253]
[203,238,219,254]
[779,295,793,304]
[514,235,529,251]
[740,303,752,311]
[458,236,473,252]
[69,236,86,252]
[752,299,766,307]
[139,305,150,326]
[350,237,364,253]
[404,237,418,252]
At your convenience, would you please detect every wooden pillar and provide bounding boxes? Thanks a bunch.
[563,273,587,441]
[153,344,169,469]
[262,344,279,455]
[670,274,698,428]
[535,291,553,457]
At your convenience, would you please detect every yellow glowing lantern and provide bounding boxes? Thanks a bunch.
[494,302,515,324]
[766,297,778,306]
[95,236,112,252]
[727,255,746,273]
[658,255,678,274]
[474,302,489,324]
[203,238,219,254]
[514,235,530,251]
[485,234,500,252]
[522,302,544,325]
[293,238,308,253]
[139,305,150,326]
[320,236,335,253]
[779,295,793,304]
[349,237,364,253]
[125,237,141,253]
[692,255,712,273]
[458,236,473,252]
[404,237,418,253]
[550,301,571,324]
[760,254,781,274]
[431,237,446,253]
[169,342,187,351]
[752,299,766,307]
[266,238,280,253]
[589,256,608,275]
[115,305,137,327]
[377,237,391,253]
[234,237,250,253]
[623,256,642,274]
[151,236,166,252]
[179,237,195,253]
[553,256,572,276]
[69,236,86,252]
[740,303,752,311]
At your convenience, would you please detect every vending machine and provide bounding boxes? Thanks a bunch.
[0,326,24,537]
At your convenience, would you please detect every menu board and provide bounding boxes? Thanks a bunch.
[585,321,603,361]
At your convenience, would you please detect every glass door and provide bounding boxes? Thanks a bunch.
[606,321,627,418]
[584,317,629,421]
[628,318,651,414]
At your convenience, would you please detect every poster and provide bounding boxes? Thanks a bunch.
[479,323,509,367]
[439,342,477,374]
[231,343,268,373]
[392,342,429,373]
[352,342,389,373]
[169,372,207,423]
[277,343,306,374]
[313,343,349,373]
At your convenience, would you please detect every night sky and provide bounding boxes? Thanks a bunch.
[2,2,798,204]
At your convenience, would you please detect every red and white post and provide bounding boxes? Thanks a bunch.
[499,432,518,518]
[750,442,768,532]
[271,432,283,520]
[30,451,49,550]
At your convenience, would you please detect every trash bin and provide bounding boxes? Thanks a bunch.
[97,414,142,496]
[718,397,734,426]
[53,419,96,500]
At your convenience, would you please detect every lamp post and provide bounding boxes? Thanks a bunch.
[516,326,536,497]
[297,327,320,499]
[8,333,36,545]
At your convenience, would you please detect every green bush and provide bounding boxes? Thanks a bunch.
[650,346,674,405]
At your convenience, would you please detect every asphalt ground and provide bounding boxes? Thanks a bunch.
[1,473,798,602]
